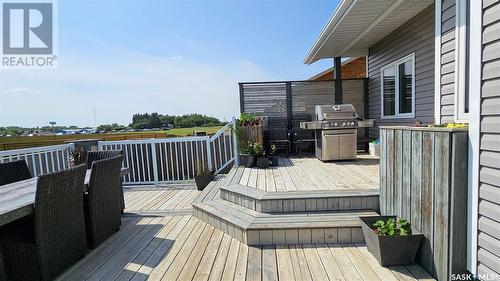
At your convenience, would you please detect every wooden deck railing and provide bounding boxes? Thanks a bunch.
[0,143,74,177]
[98,119,238,185]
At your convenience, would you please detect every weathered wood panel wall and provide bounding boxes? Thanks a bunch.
[380,126,468,280]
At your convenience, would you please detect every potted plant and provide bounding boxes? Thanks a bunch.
[254,143,269,169]
[239,141,257,168]
[194,159,214,190]
[268,144,278,166]
[360,216,424,266]
[369,139,380,157]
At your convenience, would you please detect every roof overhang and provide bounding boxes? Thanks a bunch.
[304,0,434,64]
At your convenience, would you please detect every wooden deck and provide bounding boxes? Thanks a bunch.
[237,155,379,191]
[59,174,434,281]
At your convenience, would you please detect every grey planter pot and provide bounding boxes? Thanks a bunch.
[194,172,214,191]
[257,157,270,169]
[239,154,257,168]
[269,156,279,166]
[360,216,424,266]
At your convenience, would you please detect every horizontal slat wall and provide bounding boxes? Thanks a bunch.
[380,128,468,280]
[240,79,367,150]
[478,0,500,276]
[368,5,435,138]
[240,83,287,117]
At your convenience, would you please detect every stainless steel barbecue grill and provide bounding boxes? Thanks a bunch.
[300,104,359,161]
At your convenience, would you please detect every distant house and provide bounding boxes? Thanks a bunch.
[309,57,366,81]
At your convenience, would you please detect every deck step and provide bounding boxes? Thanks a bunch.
[219,184,380,213]
[193,199,378,245]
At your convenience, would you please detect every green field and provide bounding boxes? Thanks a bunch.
[0,126,223,150]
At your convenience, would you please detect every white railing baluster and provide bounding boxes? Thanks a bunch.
[169,142,174,182]
[145,142,151,182]
[190,141,195,178]
[151,141,159,185]
[175,142,180,181]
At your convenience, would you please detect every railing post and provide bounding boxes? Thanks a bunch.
[206,137,213,172]
[232,117,239,166]
[150,140,159,186]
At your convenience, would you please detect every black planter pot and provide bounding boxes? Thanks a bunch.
[360,216,424,266]
[257,157,270,169]
[194,172,214,191]
[239,154,257,168]
[269,155,279,166]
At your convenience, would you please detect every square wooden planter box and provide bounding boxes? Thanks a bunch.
[360,216,424,266]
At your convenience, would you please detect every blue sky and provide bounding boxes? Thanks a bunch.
[1,0,339,127]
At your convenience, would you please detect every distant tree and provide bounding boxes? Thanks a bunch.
[130,113,224,129]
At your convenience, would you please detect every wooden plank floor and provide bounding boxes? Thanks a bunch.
[58,215,434,281]
[58,174,433,281]
[238,155,379,192]
[123,185,199,215]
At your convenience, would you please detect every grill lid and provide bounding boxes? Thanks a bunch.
[315,104,358,121]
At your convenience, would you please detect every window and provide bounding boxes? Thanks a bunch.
[454,0,469,122]
[381,54,415,119]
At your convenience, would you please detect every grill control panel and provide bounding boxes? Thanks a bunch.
[321,119,358,129]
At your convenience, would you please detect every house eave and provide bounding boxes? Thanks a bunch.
[304,0,434,65]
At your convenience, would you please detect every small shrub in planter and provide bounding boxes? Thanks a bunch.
[268,145,279,166]
[194,160,214,191]
[254,143,269,169]
[360,216,424,266]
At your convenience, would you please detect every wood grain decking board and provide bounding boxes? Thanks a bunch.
[59,214,433,281]
[238,155,379,192]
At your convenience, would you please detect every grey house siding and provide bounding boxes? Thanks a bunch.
[367,4,435,138]
[478,0,500,276]
[440,0,456,123]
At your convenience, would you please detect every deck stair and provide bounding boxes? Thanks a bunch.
[220,183,379,213]
[193,174,380,246]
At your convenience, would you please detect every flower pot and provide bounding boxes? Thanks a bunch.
[269,155,279,166]
[194,172,214,191]
[239,154,257,168]
[360,216,424,266]
[257,157,270,169]
[369,142,380,156]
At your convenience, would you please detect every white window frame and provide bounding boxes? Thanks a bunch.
[454,0,469,123]
[380,53,416,119]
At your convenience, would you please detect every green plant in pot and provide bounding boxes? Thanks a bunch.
[268,144,278,166]
[239,141,257,168]
[254,143,269,169]
[194,159,213,190]
[359,216,424,266]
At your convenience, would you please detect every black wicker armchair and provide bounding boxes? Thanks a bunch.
[0,160,32,186]
[86,150,125,211]
[84,155,123,249]
[0,165,88,281]
[86,150,122,169]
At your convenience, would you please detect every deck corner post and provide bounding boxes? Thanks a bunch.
[232,117,239,166]
[206,137,213,172]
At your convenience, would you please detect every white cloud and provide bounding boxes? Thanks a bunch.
[0,48,269,127]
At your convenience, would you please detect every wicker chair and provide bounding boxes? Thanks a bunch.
[86,150,122,169]
[0,160,32,186]
[86,150,125,211]
[0,165,88,281]
[84,155,123,249]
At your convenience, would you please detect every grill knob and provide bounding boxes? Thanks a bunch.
[342,122,346,126]
[334,122,338,126]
